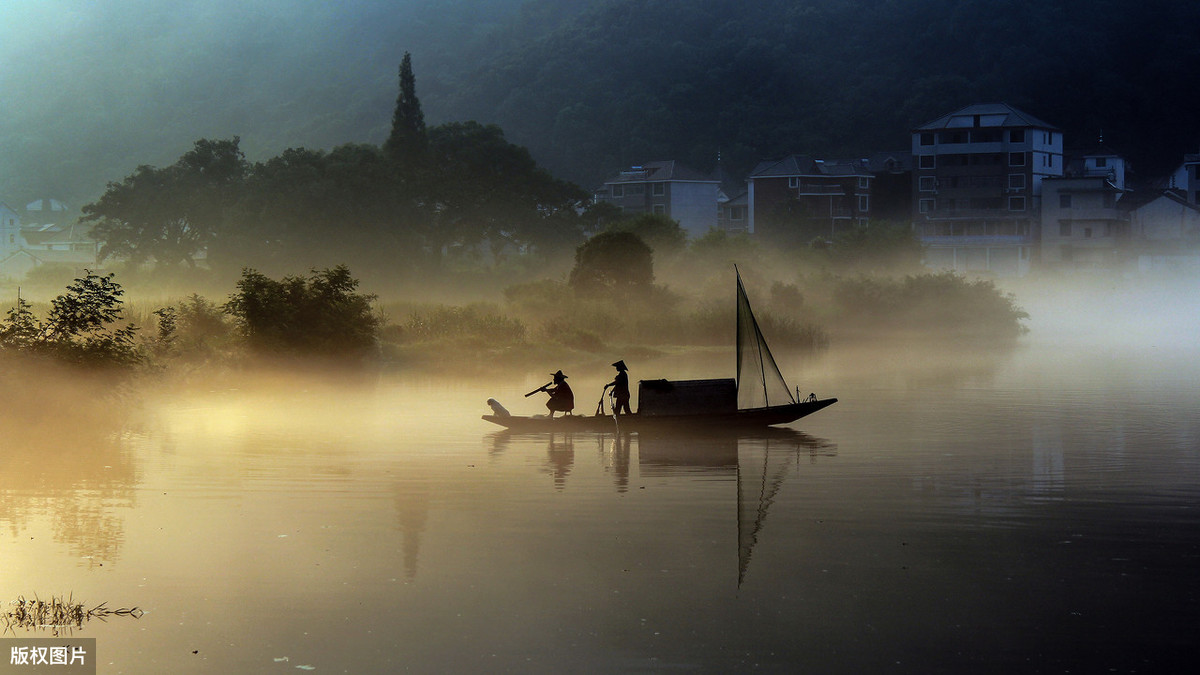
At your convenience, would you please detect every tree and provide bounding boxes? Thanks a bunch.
[82,138,247,268]
[0,271,142,366]
[826,221,925,273]
[424,121,587,261]
[223,266,381,358]
[606,213,687,257]
[225,144,419,278]
[568,231,654,298]
[384,52,428,167]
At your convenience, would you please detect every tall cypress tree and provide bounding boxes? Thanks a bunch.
[385,52,427,166]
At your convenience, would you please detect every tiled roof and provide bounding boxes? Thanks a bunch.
[749,155,870,178]
[1118,188,1200,213]
[914,103,1058,132]
[604,160,717,184]
[866,151,913,173]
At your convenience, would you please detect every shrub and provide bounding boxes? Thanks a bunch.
[0,270,143,367]
[153,294,233,359]
[832,271,1028,338]
[223,265,380,357]
[401,304,526,344]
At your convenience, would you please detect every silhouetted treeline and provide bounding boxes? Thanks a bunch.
[78,54,592,285]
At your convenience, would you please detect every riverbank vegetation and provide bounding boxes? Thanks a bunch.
[1,220,1029,375]
[0,55,1027,375]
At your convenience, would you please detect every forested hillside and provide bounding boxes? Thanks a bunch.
[3,0,1197,206]
[447,0,1200,186]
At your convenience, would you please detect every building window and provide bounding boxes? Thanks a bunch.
[1059,194,1072,208]
[858,177,869,190]
[919,198,934,213]
[919,176,937,192]
[1060,222,1072,237]
[788,177,799,189]
[1009,196,1026,211]
[919,155,935,169]
[1008,174,1026,190]
[730,206,744,221]
[652,183,665,196]
[1009,152,1026,167]
[652,204,666,215]
[612,185,624,198]
[939,131,968,144]
[1010,129,1025,143]
[858,195,869,212]
[920,133,934,146]
[1096,157,1108,168]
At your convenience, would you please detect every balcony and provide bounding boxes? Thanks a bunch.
[796,183,845,195]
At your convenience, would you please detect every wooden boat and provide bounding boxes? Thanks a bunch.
[482,395,837,432]
[482,269,837,432]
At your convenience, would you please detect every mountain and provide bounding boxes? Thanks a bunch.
[2,0,1197,207]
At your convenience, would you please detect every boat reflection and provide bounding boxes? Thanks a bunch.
[486,427,836,583]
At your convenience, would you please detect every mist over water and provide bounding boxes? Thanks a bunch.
[3,272,1199,672]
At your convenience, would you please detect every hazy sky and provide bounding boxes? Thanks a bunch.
[0,0,498,203]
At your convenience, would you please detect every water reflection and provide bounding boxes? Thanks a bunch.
[487,427,836,584]
[0,372,140,568]
[393,478,430,581]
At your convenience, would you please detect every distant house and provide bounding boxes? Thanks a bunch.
[912,103,1064,276]
[747,155,871,243]
[0,202,22,259]
[1039,147,1130,270]
[0,198,99,281]
[1120,189,1200,272]
[1167,154,1200,206]
[717,190,749,235]
[864,151,913,223]
[593,160,720,238]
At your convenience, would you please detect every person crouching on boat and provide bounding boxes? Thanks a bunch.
[545,370,574,417]
[603,360,632,415]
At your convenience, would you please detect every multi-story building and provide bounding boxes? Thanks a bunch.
[747,155,871,244]
[593,160,720,238]
[0,198,100,281]
[0,202,22,259]
[912,103,1063,276]
[1040,147,1129,269]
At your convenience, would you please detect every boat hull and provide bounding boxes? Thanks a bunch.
[482,397,837,432]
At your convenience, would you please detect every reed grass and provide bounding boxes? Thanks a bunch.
[3,593,143,635]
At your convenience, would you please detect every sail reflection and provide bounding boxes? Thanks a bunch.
[487,427,836,584]
[640,428,837,585]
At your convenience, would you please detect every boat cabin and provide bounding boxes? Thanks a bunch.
[637,379,737,417]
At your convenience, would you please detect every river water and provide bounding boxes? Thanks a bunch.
[3,287,1200,673]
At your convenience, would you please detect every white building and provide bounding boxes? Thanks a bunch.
[593,160,720,239]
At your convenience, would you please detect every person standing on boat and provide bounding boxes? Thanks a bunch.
[604,360,632,415]
[545,370,574,417]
